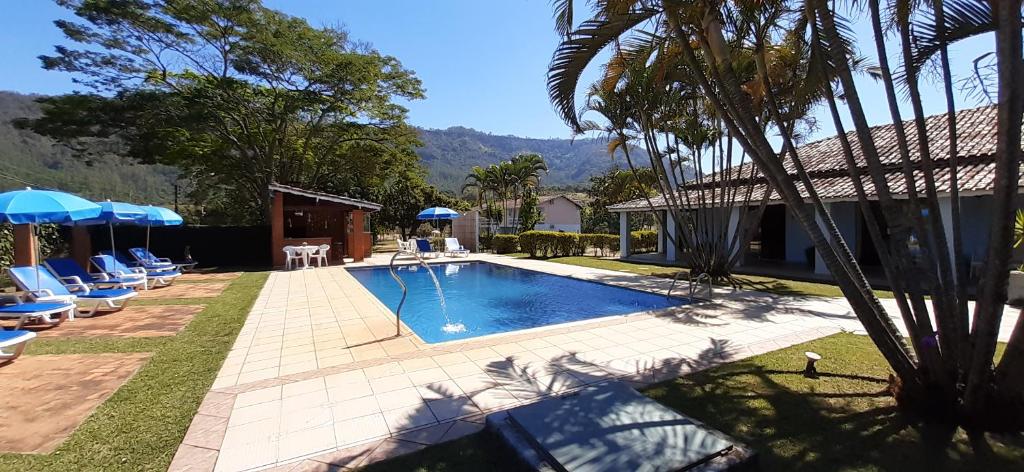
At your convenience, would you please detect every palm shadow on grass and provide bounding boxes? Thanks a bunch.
[364,334,1023,472]
[643,335,1024,471]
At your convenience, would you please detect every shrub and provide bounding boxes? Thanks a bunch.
[491,234,519,254]
[582,233,619,256]
[630,230,658,253]
[518,231,582,257]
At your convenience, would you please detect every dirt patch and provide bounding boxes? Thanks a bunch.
[1,305,205,338]
[179,272,242,283]
[0,353,151,453]
[137,282,229,299]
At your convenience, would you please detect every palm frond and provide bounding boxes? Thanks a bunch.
[908,0,994,76]
[552,0,574,37]
[548,7,660,132]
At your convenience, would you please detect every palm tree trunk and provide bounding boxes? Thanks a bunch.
[664,9,920,384]
[966,0,1024,417]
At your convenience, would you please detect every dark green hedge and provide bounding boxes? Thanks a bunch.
[630,230,658,253]
[491,234,519,254]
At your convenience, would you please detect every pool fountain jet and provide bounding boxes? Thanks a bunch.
[388,250,464,336]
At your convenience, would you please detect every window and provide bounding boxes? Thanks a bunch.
[363,212,372,233]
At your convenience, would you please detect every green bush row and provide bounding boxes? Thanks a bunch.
[491,234,519,254]
[519,231,577,257]
[483,229,657,257]
[630,229,658,253]
[580,233,620,257]
[518,231,625,257]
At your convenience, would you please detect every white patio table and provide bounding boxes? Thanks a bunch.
[292,245,320,269]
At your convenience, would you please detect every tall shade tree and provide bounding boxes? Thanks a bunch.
[18,0,424,223]
[549,0,1024,434]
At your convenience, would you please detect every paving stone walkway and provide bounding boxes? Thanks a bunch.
[172,254,1020,471]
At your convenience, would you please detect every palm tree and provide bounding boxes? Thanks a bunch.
[548,0,1024,432]
[508,153,548,231]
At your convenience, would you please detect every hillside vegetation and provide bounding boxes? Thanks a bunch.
[0,91,179,202]
[416,126,624,191]
[1,91,627,199]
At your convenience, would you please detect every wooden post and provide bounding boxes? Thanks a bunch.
[71,226,92,269]
[349,209,366,262]
[271,190,285,267]
[13,225,36,267]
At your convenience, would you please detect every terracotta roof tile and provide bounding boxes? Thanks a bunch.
[609,106,1019,211]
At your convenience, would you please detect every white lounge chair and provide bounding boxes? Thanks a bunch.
[46,258,146,291]
[8,266,137,317]
[414,239,440,258]
[0,330,37,363]
[0,293,76,328]
[444,238,470,257]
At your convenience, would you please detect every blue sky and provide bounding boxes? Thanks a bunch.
[0,1,995,141]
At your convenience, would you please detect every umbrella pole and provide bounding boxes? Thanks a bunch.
[146,225,151,253]
[33,224,41,291]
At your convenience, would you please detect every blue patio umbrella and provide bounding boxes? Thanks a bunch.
[0,188,102,224]
[416,207,461,220]
[0,187,102,287]
[138,205,184,252]
[416,207,461,236]
[72,200,148,255]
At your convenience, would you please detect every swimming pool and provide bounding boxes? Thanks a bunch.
[348,261,690,343]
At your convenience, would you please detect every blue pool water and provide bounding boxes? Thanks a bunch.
[348,262,690,343]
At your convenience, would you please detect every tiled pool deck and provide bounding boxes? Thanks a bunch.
[171,254,1020,471]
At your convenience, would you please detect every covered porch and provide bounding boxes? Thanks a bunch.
[269,183,381,266]
[613,195,991,287]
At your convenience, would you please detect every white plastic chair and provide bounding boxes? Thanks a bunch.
[313,244,330,267]
[283,246,304,270]
[445,238,470,257]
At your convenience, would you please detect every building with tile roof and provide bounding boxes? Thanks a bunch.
[607,105,1021,280]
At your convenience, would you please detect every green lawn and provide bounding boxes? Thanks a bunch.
[365,334,1023,472]
[507,254,895,299]
[0,271,269,471]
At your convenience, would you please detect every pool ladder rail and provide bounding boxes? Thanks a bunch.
[387,249,448,337]
[667,271,713,301]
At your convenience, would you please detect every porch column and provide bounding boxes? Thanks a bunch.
[13,224,36,266]
[814,203,831,276]
[665,210,677,262]
[937,197,959,282]
[270,190,285,267]
[619,212,631,259]
[657,211,665,254]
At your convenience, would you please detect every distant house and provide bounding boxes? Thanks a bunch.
[470,194,585,234]
[607,105,1023,281]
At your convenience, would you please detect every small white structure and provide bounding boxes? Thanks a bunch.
[469,194,584,234]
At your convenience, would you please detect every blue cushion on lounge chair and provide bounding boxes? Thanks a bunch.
[415,239,433,253]
[149,269,181,277]
[128,247,175,266]
[0,302,73,313]
[8,266,74,296]
[46,258,139,286]
[0,330,34,345]
[78,288,136,299]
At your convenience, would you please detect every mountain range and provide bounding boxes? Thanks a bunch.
[0,91,624,200]
[416,126,624,191]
